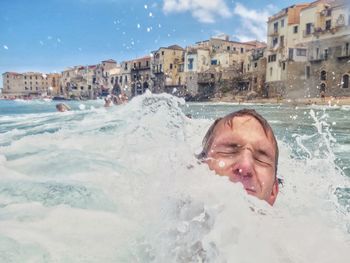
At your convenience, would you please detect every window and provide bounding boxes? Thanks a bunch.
[146,61,149,67]
[254,62,258,68]
[281,19,285,27]
[306,23,312,34]
[227,46,230,51]
[240,48,244,53]
[342,74,349,88]
[111,77,114,84]
[233,47,236,51]
[324,49,328,60]
[296,49,307,56]
[124,63,128,70]
[170,63,173,69]
[272,37,278,47]
[161,51,164,55]
[188,58,193,70]
[124,75,127,82]
[133,63,136,68]
[294,26,298,33]
[211,59,217,65]
[273,22,278,33]
[270,67,273,76]
[282,62,286,70]
[280,36,284,47]
[320,70,327,81]
[306,66,310,79]
[138,62,141,68]
[268,54,277,62]
[325,20,331,30]
[254,77,257,83]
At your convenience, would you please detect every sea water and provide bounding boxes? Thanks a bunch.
[0,93,349,262]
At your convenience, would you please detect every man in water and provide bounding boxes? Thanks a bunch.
[198,109,279,206]
[56,103,71,112]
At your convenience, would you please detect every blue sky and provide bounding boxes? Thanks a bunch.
[0,0,298,88]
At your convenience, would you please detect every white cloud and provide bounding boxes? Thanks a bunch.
[233,3,277,42]
[163,0,231,23]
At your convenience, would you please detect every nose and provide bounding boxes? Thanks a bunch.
[231,148,254,178]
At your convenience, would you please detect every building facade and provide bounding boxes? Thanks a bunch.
[151,45,185,96]
[2,72,61,97]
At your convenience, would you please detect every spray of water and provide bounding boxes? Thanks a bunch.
[0,92,349,262]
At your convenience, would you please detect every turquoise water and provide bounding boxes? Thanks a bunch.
[0,94,349,262]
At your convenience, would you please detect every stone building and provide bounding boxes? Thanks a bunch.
[60,59,119,99]
[2,72,61,97]
[60,65,97,98]
[151,45,185,96]
[303,0,350,97]
[183,35,264,99]
[265,3,310,97]
[266,0,350,98]
[242,46,268,96]
[118,60,132,97]
[130,56,152,97]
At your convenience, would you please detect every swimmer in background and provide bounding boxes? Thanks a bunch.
[104,96,113,107]
[56,103,71,112]
[198,109,280,206]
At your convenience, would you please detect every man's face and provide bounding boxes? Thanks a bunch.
[206,115,278,205]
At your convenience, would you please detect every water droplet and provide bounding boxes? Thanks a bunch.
[219,161,226,168]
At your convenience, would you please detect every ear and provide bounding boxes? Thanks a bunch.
[267,180,279,206]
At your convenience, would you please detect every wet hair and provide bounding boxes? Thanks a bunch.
[198,108,279,177]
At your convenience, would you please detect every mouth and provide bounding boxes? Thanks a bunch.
[244,188,257,195]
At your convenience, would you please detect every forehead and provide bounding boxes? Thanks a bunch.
[212,116,276,153]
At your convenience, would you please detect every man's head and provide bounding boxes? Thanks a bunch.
[199,109,279,205]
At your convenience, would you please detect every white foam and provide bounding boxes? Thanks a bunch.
[0,93,349,262]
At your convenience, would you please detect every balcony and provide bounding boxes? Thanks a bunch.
[268,31,279,37]
[309,54,327,63]
[337,51,350,60]
[131,65,151,72]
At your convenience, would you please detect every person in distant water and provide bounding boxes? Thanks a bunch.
[119,93,128,104]
[198,109,279,206]
[104,96,113,107]
[56,103,71,112]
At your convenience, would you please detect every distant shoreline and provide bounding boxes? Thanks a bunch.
[209,95,350,107]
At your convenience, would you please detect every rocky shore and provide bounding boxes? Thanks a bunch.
[210,95,350,106]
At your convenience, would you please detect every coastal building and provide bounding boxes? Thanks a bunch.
[130,56,152,96]
[302,0,350,97]
[119,60,132,97]
[265,3,310,97]
[2,72,61,97]
[266,0,350,98]
[60,65,97,99]
[242,46,268,96]
[184,35,265,99]
[151,45,185,96]
[60,59,119,99]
